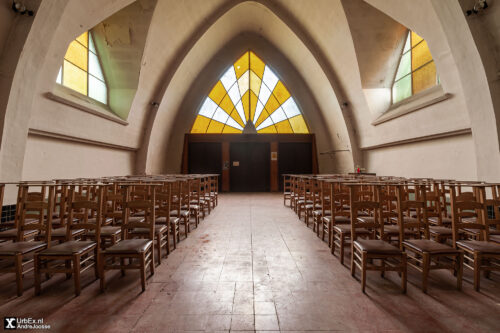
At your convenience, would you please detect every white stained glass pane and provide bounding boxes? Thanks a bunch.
[199,97,218,118]
[227,84,241,108]
[281,97,300,118]
[88,76,107,104]
[262,66,279,91]
[225,117,243,130]
[56,66,62,84]
[253,100,265,124]
[257,83,272,107]
[269,107,287,124]
[256,117,274,130]
[237,70,249,97]
[403,31,411,53]
[212,107,230,123]
[395,52,411,81]
[89,52,104,81]
[220,66,237,92]
[89,32,97,54]
[235,100,246,124]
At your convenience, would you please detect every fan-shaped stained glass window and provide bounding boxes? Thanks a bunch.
[392,31,438,104]
[56,31,108,105]
[191,51,309,134]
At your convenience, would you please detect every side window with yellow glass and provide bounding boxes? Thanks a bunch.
[56,31,108,105]
[392,31,438,104]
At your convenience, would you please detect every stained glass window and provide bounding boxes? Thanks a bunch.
[191,51,309,134]
[392,31,438,104]
[56,31,108,105]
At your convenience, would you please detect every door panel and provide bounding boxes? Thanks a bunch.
[278,142,312,190]
[188,142,222,188]
[230,142,270,192]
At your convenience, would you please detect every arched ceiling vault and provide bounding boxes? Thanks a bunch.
[137,0,360,174]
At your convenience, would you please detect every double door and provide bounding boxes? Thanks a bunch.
[230,142,270,192]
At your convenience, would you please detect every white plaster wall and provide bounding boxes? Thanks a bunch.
[365,134,476,180]
[22,136,134,183]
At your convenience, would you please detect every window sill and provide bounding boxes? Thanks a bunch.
[45,85,128,126]
[372,85,451,126]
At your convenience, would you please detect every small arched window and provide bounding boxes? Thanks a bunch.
[56,31,108,105]
[191,51,309,134]
[392,31,438,104]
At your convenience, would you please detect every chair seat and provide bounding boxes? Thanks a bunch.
[87,217,114,225]
[429,226,453,235]
[491,234,500,244]
[313,210,330,217]
[384,225,418,236]
[156,217,179,225]
[39,240,96,256]
[103,239,152,254]
[40,227,85,238]
[170,210,190,218]
[190,205,200,210]
[129,225,167,235]
[333,224,371,235]
[322,216,350,224]
[0,229,38,238]
[88,226,121,236]
[428,217,452,226]
[0,241,46,255]
[305,204,322,210]
[354,239,402,254]
[463,228,500,236]
[456,240,500,254]
[403,239,461,254]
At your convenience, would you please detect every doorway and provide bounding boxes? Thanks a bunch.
[230,142,270,192]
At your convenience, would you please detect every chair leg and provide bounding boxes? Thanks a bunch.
[94,248,99,279]
[351,247,356,277]
[121,258,126,276]
[100,253,106,292]
[340,234,345,265]
[150,249,155,276]
[73,255,81,296]
[34,255,41,296]
[361,251,367,293]
[401,253,407,294]
[331,232,336,255]
[473,252,481,291]
[456,252,463,291]
[140,254,146,292]
[422,252,430,293]
[156,235,161,265]
[15,253,23,297]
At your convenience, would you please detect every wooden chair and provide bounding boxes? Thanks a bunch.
[170,180,190,238]
[100,184,157,292]
[283,175,292,206]
[34,185,103,296]
[450,185,500,291]
[0,184,55,296]
[349,184,407,293]
[396,184,463,293]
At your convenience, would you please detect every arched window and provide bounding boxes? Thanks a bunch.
[191,51,309,134]
[56,31,108,105]
[392,31,438,104]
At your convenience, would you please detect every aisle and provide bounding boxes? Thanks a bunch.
[0,193,498,332]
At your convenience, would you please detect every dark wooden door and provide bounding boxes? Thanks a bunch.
[278,142,313,190]
[230,142,270,192]
[188,142,222,188]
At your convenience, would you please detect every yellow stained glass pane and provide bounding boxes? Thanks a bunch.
[263,94,280,115]
[274,119,293,133]
[191,115,211,133]
[218,94,235,115]
[233,52,249,79]
[206,120,225,133]
[412,40,433,71]
[258,125,277,133]
[413,61,437,95]
[250,51,265,78]
[289,115,309,133]
[208,81,227,104]
[249,71,262,97]
[63,60,87,95]
[250,91,258,122]
[255,109,270,127]
[229,108,245,128]
[222,125,242,133]
[241,91,250,124]
[411,31,423,48]
[65,40,88,71]
[76,31,88,48]
[272,81,290,105]
[238,70,249,97]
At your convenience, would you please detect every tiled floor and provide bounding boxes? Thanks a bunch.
[0,193,499,332]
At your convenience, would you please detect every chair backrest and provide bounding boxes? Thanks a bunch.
[348,184,382,240]
[17,184,55,244]
[121,184,157,240]
[395,184,428,247]
[482,185,500,235]
[67,185,104,244]
[450,185,487,245]
[156,181,173,224]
